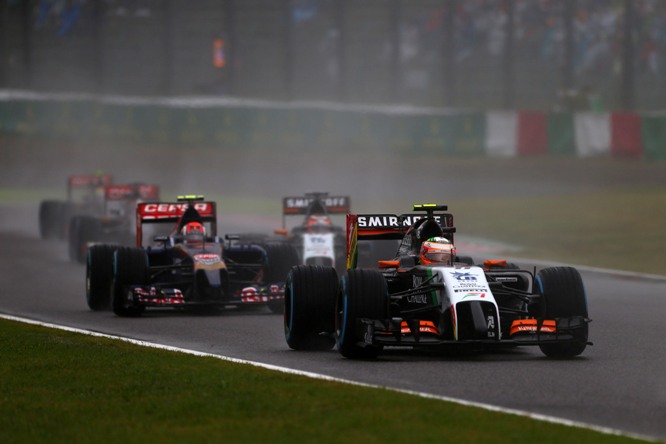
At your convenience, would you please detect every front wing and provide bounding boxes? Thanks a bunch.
[128,284,284,308]
[357,316,591,347]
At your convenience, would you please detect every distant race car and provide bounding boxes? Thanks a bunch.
[284,204,591,359]
[274,192,398,273]
[38,173,113,240]
[274,192,349,273]
[68,183,160,263]
[85,195,299,316]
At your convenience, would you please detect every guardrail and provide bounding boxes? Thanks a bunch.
[1,91,664,160]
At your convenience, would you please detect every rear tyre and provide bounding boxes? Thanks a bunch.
[112,247,148,317]
[38,200,62,240]
[536,266,589,358]
[57,203,74,240]
[264,242,300,314]
[284,265,338,351]
[336,269,388,359]
[86,244,118,310]
[69,216,100,263]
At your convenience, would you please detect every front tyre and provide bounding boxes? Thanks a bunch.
[536,266,589,358]
[86,244,118,310]
[284,265,338,350]
[336,269,388,359]
[112,247,148,317]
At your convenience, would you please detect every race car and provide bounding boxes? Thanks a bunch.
[85,195,298,316]
[273,192,349,273]
[284,204,591,359]
[68,183,160,263]
[274,192,398,273]
[38,173,113,240]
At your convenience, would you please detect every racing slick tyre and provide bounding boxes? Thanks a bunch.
[86,244,118,310]
[38,200,63,240]
[536,266,589,358]
[264,242,300,314]
[112,247,148,317]
[69,216,100,263]
[284,265,338,350]
[57,202,75,240]
[336,269,389,359]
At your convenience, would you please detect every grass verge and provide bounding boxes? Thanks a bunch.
[2,186,664,275]
[0,318,648,444]
[449,188,666,275]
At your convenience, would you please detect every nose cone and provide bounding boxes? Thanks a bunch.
[197,268,222,288]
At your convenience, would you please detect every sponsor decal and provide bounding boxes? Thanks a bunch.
[143,203,209,213]
[509,319,557,336]
[406,294,428,304]
[462,292,486,299]
[285,196,349,210]
[308,235,328,244]
[137,297,186,305]
[194,254,221,265]
[241,287,257,298]
[399,320,439,335]
[105,185,134,200]
[487,315,496,337]
[140,203,212,217]
[356,214,448,228]
[137,184,159,200]
[135,287,185,304]
[451,271,477,282]
[364,329,373,344]
[346,214,358,269]
[358,215,403,228]
[239,285,284,302]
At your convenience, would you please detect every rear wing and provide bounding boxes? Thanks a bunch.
[135,183,160,201]
[105,184,159,201]
[67,174,113,199]
[104,184,160,216]
[104,185,137,201]
[346,204,455,269]
[281,192,350,227]
[135,198,217,247]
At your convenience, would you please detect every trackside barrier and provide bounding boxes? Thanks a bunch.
[0,92,665,160]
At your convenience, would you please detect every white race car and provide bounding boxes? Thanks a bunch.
[284,204,591,359]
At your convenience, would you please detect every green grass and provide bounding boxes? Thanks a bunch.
[449,188,666,275]
[2,185,665,275]
[0,319,648,444]
[0,188,62,204]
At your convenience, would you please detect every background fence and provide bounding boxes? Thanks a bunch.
[2,0,666,111]
[2,93,665,160]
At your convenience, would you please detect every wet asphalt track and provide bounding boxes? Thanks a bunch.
[1,205,665,442]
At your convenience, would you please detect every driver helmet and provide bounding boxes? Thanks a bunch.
[182,222,205,245]
[419,237,455,265]
[305,215,331,231]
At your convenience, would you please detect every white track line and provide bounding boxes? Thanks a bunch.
[0,313,660,443]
